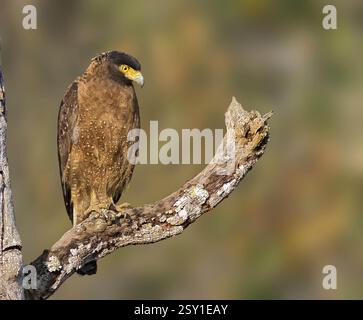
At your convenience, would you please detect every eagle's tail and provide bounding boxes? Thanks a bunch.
[77,260,97,276]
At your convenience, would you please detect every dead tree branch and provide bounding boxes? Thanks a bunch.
[25,97,272,300]
[0,47,24,300]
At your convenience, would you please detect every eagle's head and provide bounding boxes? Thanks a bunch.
[92,51,144,87]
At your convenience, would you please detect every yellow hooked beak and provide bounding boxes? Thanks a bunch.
[120,64,144,87]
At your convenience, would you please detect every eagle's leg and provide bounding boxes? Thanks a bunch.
[79,190,114,223]
[72,204,106,226]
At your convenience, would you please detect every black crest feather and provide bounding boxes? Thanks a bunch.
[92,51,141,71]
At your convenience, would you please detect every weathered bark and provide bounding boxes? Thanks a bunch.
[25,97,272,300]
[0,46,24,300]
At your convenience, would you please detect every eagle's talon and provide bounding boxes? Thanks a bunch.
[115,202,132,212]
[88,211,100,220]
[101,209,117,225]
[80,204,109,224]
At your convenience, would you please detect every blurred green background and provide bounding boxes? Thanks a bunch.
[1,0,363,299]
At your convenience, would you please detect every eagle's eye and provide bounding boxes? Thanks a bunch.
[120,64,129,73]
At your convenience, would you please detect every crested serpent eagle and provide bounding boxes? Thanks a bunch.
[57,51,144,275]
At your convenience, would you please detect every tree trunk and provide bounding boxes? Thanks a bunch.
[0,45,24,300]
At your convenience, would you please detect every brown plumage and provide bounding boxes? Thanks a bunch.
[57,51,143,274]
